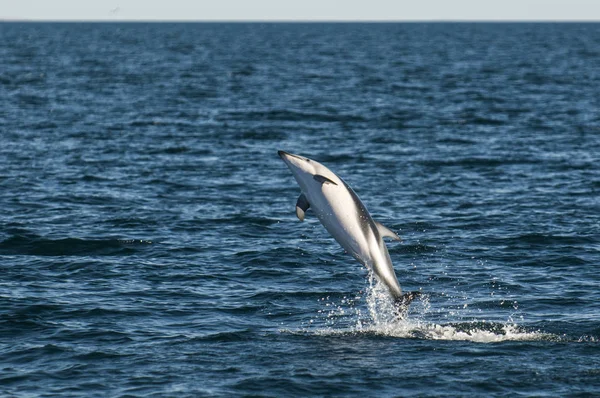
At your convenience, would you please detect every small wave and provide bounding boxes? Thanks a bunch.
[418,157,539,168]
[17,93,48,106]
[395,243,439,254]
[193,329,255,343]
[436,137,478,145]
[218,109,365,124]
[484,233,598,247]
[469,116,506,126]
[0,233,153,256]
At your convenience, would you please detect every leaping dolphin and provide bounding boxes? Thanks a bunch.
[278,150,419,315]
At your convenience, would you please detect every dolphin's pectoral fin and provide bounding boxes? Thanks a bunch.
[313,175,338,186]
[295,193,310,222]
[375,221,401,241]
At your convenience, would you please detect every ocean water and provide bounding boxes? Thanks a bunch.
[1,22,599,397]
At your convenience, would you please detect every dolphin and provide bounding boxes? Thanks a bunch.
[278,150,419,314]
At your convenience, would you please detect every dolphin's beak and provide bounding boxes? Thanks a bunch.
[277,150,289,160]
[278,151,295,170]
[278,150,304,162]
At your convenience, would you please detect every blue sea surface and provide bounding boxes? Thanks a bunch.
[1,22,600,397]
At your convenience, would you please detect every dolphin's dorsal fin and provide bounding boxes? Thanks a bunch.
[313,175,338,186]
[296,193,310,222]
[375,221,401,241]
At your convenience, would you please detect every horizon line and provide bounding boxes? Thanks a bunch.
[2,18,600,23]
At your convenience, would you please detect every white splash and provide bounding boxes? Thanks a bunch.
[300,277,553,343]
[352,320,550,343]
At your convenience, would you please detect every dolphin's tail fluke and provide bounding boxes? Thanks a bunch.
[393,291,422,318]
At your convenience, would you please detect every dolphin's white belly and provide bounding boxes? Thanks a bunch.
[305,185,403,298]
[308,186,372,264]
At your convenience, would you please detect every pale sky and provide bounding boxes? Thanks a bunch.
[1,0,600,21]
